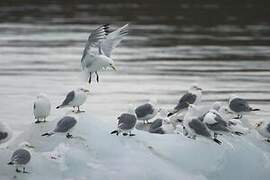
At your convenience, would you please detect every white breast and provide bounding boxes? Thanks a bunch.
[34,98,51,119]
[70,91,87,107]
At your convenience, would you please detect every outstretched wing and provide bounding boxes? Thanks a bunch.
[99,24,128,57]
[81,24,110,62]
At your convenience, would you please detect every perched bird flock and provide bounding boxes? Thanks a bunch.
[0,24,269,176]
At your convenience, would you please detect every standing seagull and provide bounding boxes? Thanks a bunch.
[33,93,51,123]
[168,84,202,117]
[255,120,270,142]
[149,109,175,134]
[0,122,12,145]
[56,88,89,113]
[183,105,222,144]
[202,109,230,139]
[81,24,128,83]
[42,116,77,139]
[135,99,160,124]
[8,142,34,173]
[111,107,137,136]
[228,95,260,119]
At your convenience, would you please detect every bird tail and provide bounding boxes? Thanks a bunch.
[56,105,62,109]
[7,161,14,165]
[41,132,54,137]
[167,109,178,117]
[251,108,260,111]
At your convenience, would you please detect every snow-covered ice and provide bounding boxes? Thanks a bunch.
[1,111,270,180]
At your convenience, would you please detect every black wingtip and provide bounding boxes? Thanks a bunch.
[8,162,14,165]
[41,132,53,137]
[167,113,174,117]
[213,138,222,145]
[56,106,60,109]
[251,108,260,111]
[110,130,119,135]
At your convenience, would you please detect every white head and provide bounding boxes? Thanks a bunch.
[159,109,169,118]
[212,102,222,111]
[19,141,35,149]
[127,104,135,114]
[102,56,116,71]
[188,84,202,94]
[37,93,49,99]
[77,88,90,94]
[148,98,158,105]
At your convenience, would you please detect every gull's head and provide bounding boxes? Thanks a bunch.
[127,104,135,114]
[188,104,197,111]
[189,84,202,93]
[19,141,35,149]
[106,58,116,71]
[255,121,264,129]
[37,93,49,99]
[159,109,169,117]
[219,106,234,115]
[77,88,90,94]
[212,102,222,111]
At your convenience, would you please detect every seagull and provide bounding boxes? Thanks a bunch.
[33,93,51,124]
[0,122,12,145]
[255,120,270,142]
[81,24,128,83]
[8,142,34,173]
[56,88,89,113]
[149,109,175,134]
[228,95,260,119]
[202,109,230,140]
[111,107,137,136]
[167,84,202,117]
[135,99,160,124]
[42,116,77,139]
[183,104,222,145]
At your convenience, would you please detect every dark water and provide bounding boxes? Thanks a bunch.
[0,1,269,130]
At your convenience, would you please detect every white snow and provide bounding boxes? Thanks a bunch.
[1,112,270,180]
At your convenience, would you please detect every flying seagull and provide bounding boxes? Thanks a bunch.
[168,84,202,117]
[56,88,89,113]
[33,93,51,123]
[81,24,128,83]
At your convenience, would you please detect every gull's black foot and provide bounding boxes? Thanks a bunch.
[23,168,29,174]
[66,133,73,139]
[122,133,128,136]
[129,133,136,136]
[110,130,119,136]
[95,72,99,83]
[16,168,21,173]
[234,131,244,136]
[88,72,92,84]
[213,138,222,145]
[35,120,41,124]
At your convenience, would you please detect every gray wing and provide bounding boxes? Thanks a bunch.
[81,24,110,61]
[0,131,8,140]
[206,114,229,132]
[149,119,164,134]
[118,113,137,130]
[60,91,75,107]
[175,93,197,111]
[229,98,251,112]
[11,149,31,165]
[188,118,211,137]
[54,116,77,133]
[267,123,270,133]
[99,24,128,57]
[135,103,154,118]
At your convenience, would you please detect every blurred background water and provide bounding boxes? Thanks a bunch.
[0,0,270,131]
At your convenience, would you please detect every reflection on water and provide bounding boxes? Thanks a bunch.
[0,1,269,130]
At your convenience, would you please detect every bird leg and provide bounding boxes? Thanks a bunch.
[122,132,128,136]
[22,167,29,174]
[16,168,21,173]
[95,71,99,82]
[129,131,136,136]
[88,72,92,84]
[234,131,244,136]
[43,118,47,123]
[213,138,222,145]
[66,133,73,139]
[35,118,41,124]
[76,106,85,113]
